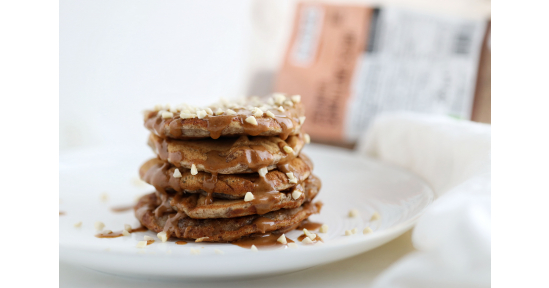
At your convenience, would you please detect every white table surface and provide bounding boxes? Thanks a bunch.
[60,230,414,287]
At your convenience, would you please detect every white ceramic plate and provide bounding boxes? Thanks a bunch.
[59,144,434,280]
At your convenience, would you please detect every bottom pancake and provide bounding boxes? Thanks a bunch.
[135,193,322,242]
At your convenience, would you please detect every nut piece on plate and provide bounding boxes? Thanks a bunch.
[157,231,168,242]
[319,224,328,233]
[277,234,287,245]
[348,209,359,218]
[94,221,105,231]
[302,237,314,244]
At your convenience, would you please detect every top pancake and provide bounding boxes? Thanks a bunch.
[144,94,305,140]
[148,133,307,174]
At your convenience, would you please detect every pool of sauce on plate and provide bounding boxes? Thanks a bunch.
[297,234,323,243]
[95,226,148,238]
[231,233,295,249]
[297,220,323,231]
[110,204,135,213]
[59,211,65,216]
[175,241,187,245]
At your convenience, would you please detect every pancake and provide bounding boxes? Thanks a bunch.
[148,133,306,174]
[135,192,322,242]
[139,154,314,199]
[165,175,320,219]
[144,95,305,140]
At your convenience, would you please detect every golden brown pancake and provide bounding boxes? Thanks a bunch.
[163,175,320,219]
[144,96,304,140]
[139,154,314,199]
[148,133,306,174]
[134,192,322,242]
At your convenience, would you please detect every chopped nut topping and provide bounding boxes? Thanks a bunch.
[191,164,198,175]
[250,245,258,252]
[157,231,168,242]
[244,192,255,202]
[303,229,316,240]
[215,108,224,115]
[195,237,209,242]
[273,93,286,105]
[267,98,275,105]
[277,106,285,112]
[190,248,201,255]
[304,133,311,144]
[161,111,174,119]
[348,209,360,218]
[225,109,237,115]
[319,224,328,233]
[122,229,130,236]
[351,228,358,235]
[286,172,298,184]
[124,224,132,231]
[173,168,182,178]
[370,212,381,221]
[205,108,213,116]
[292,189,302,200]
[144,235,154,241]
[136,241,147,248]
[94,221,105,231]
[253,107,263,117]
[291,95,301,103]
[196,110,207,119]
[288,243,298,248]
[265,111,275,118]
[214,249,225,255]
[363,227,373,234]
[302,237,314,244]
[345,230,353,236]
[73,221,82,228]
[154,104,163,111]
[283,146,294,154]
[283,100,294,107]
[277,234,287,245]
[299,116,306,125]
[180,112,196,119]
[245,116,258,125]
[258,167,268,177]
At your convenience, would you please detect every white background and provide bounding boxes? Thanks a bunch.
[60,0,252,150]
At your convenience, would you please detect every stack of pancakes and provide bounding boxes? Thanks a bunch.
[134,94,322,242]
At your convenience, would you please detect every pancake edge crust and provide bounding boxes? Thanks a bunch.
[134,193,321,242]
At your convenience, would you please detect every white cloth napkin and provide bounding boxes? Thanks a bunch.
[356,112,491,288]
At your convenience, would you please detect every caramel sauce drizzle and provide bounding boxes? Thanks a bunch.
[175,240,187,245]
[95,226,148,238]
[140,102,309,243]
[144,104,303,141]
[231,233,295,249]
[297,220,323,231]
